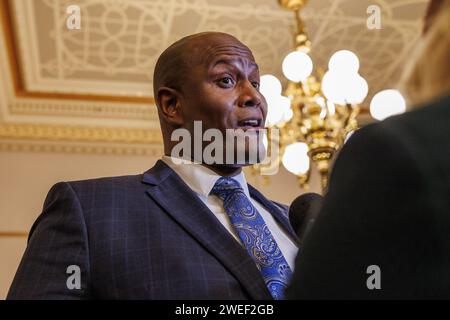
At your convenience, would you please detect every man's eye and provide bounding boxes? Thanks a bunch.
[252,81,260,89]
[218,77,235,87]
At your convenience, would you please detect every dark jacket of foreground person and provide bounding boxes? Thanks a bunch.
[287,94,450,299]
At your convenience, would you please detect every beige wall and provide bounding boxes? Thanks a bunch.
[0,150,317,299]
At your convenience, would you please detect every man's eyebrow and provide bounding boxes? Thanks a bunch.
[211,58,259,71]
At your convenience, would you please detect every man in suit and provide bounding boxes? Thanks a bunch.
[287,0,450,299]
[7,32,298,299]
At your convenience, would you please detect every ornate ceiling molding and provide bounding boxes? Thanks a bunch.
[0,0,162,155]
[0,0,427,155]
[1,0,155,103]
[0,139,162,156]
[0,123,162,144]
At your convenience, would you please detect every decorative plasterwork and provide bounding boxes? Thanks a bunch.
[0,0,428,155]
[0,0,162,155]
[0,123,162,144]
[9,0,428,99]
[0,139,162,156]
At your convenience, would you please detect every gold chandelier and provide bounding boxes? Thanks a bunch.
[258,0,369,192]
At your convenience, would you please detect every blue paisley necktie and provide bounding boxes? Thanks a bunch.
[211,177,292,299]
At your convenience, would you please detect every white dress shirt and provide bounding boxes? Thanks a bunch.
[161,156,299,270]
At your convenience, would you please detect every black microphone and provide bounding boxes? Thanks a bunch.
[289,193,323,243]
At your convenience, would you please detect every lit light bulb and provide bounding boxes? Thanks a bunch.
[344,74,368,105]
[370,89,406,121]
[282,142,310,175]
[328,50,360,74]
[282,51,313,83]
[321,71,346,105]
[283,107,294,122]
[322,71,368,105]
[265,95,291,127]
[260,74,282,99]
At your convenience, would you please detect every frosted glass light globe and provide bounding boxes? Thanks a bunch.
[321,71,346,105]
[265,95,291,127]
[344,74,369,105]
[282,51,313,83]
[328,50,360,74]
[283,107,294,122]
[370,89,406,121]
[260,74,282,99]
[282,142,310,175]
[322,71,368,105]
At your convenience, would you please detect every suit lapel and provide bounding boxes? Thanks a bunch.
[142,161,272,300]
[248,184,300,245]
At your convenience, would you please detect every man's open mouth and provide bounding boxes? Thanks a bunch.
[236,118,263,130]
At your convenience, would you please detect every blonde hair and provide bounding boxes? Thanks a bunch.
[399,1,450,107]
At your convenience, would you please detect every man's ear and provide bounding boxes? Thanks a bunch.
[156,87,184,126]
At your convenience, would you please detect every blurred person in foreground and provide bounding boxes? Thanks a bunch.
[287,0,450,299]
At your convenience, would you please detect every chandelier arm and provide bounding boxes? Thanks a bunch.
[343,104,360,133]
[294,10,304,37]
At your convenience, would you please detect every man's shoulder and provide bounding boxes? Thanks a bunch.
[48,173,147,202]
[48,160,174,204]
[347,94,450,154]
[66,173,144,189]
[334,94,450,202]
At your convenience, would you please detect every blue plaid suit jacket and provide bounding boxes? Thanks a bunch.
[8,160,298,299]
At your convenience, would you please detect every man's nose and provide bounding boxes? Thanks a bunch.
[238,80,262,108]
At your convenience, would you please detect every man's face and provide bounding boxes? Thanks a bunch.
[178,35,268,166]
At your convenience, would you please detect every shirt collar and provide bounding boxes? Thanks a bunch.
[161,156,250,197]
